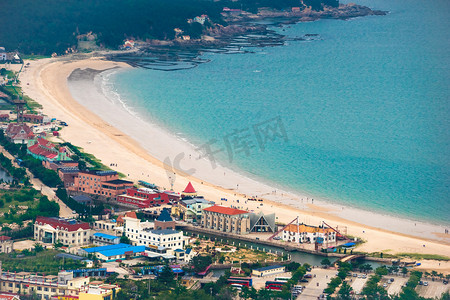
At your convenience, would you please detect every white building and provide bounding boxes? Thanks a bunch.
[93,219,117,232]
[92,232,120,246]
[0,236,13,253]
[124,217,187,250]
[34,216,91,247]
[282,224,336,244]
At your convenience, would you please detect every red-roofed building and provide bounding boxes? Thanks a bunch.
[0,294,20,300]
[117,187,179,209]
[22,114,43,123]
[27,137,70,161]
[181,182,197,198]
[5,123,34,144]
[0,235,12,253]
[201,205,251,234]
[34,217,91,246]
[0,114,9,122]
[116,211,137,226]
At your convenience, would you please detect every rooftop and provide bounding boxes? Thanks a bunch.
[35,216,90,231]
[183,182,196,194]
[156,209,173,223]
[181,198,213,205]
[284,224,334,234]
[104,179,133,185]
[151,229,179,235]
[97,245,146,257]
[79,170,117,176]
[203,205,248,216]
[93,232,119,240]
[81,243,130,253]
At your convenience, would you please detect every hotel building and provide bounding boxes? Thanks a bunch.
[282,224,336,244]
[34,217,91,246]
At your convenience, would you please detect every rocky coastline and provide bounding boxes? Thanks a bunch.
[106,3,387,70]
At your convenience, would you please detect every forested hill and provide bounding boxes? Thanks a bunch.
[0,0,338,55]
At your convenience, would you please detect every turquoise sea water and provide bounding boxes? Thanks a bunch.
[109,0,450,224]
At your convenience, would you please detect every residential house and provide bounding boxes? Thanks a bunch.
[4,123,34,144]
[27,137,70,161]
[22,114,43,124]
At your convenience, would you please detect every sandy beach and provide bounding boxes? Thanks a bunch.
[18,56,450,272]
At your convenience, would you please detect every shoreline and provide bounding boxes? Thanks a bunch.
[74,66,448,232]
[18,56,450,272]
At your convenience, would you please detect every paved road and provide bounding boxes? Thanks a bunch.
[299,268,335,299]
[417,281,449,299]
[0,145,74,218]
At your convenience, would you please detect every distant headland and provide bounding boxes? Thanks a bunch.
[0,0,386,56]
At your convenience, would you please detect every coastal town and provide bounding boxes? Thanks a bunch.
[0,0,449,296]
[0,55,449,299]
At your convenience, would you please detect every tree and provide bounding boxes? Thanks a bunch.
[33,243,44,253]
[321,258,331,268]
[191,255,212,273]
[337,281,353,300]
[120,234,131,244]
[158,265,175,285]
[375,266,389,276]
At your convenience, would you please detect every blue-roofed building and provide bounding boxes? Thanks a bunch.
[79,243,146,262]
[92,232,120,246]
[252,265,286,277]
[154,209,176,230]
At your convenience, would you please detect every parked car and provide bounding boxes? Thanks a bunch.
[424,282,428,286]
[304,274,313,278]
[353,273,358,277]
[383,283,388,288]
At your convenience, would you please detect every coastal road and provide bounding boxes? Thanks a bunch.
[298,268,335,299]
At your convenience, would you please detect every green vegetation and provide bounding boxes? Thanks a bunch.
[0,0,339,55]
[190,254,212,273]
[1,249,85,274]
[62,142,111,171]
[396,253,450,261]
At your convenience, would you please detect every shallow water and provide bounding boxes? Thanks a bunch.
[106,0,450,224]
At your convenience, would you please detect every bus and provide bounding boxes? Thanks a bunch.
[227,279,251,287]
[228,277,253,286]
[275,277,291,283]
[265,281,285,290]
